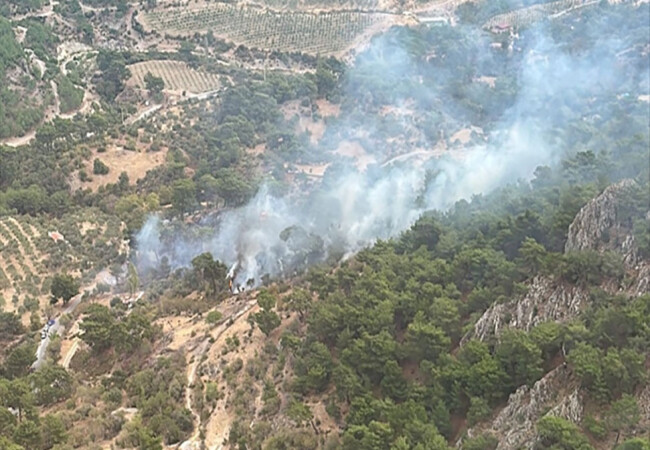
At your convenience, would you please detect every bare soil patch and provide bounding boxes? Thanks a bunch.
[315,99,340,117]
[335,140,377,170]
[71,146,168,192]
[450,126,483,146]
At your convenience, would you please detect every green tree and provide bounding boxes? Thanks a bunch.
[456,340,506,403]
[191,253,227,297]
[405,312,450,362]
[3,342,36,379]
[314,59,339,98]
[30,365,73,405]
[467,396,491,426]
[285,288,312,320]
[536,416,593,450]
[615,438,650,450]
[29,312,41,332]
[12,420,42,449]
[517,237,549,275]
[93,158,109,175]
[50,273,79,305]
[286,397,313,426]
[530,322,565,362]
[144,72,165,94]
[79,304,115,352]
[496,329,543,391]
[0,406,16,436]
[568,342,604,396]
[293,341,333,393]
[57,74,84,113]
[95,50,130,102]
[605,395,640,444]
[253,290,281,336]
[429,296,461,341]
[41,414,67,449]
[0,312,25,340]
[332,363,363,403]
[206,310,222,325]
[463,433,498,450]
[171,178,197,216]
[380,360,408,401]
[342,331,397,384]
[0,378,35,422]
[0,436,23,450]
[121,416,163,450]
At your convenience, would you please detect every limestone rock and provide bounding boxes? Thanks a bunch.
[469,276,589,343]
[565,179,639,264]
[460,365,581,449]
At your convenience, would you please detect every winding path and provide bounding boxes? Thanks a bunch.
[32,290,84,370]
[32,269,116,370]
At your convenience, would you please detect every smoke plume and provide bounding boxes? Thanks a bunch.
[135,4,649,287]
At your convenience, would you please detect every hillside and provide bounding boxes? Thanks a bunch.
[0,0,649,449]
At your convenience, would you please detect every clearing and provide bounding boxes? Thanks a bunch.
[70,146,169,192]
[334,140,377,170]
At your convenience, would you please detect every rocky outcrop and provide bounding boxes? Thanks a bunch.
[460,180,650,448]
[470,276,589,342]
[465,179,649,345]
[460,365,582,449]
[565,179,638,262]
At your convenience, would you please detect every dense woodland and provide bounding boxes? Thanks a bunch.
[0,0,649,449]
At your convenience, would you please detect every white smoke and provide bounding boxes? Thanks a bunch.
[134,7,647,286]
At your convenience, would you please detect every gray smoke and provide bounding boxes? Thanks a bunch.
[135,6,648,286]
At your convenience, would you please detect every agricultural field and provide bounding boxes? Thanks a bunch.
[484,0,599,30]
[0,216,45,305]
[128,60,222,94]
[245,0,384,10]
[141,3,395,54]
[0,212,127,318]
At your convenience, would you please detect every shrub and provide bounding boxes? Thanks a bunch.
[93,159,109,175]
[206,310,222,325]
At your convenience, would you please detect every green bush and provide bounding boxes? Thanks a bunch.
[93,159,109,175]
[206,310,222,325]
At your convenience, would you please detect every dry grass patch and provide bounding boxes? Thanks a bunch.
[72,146,168,192]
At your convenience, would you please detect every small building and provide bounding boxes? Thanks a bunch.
[419,16,449,26]
[490,23,511,34]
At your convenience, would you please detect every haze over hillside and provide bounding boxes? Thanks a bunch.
[0,0,648,449]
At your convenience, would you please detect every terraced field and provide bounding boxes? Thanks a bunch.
[0,217,44,297]
[259,0,383,8]
[484,0,599,30]
[0,211,126,314]
[142,4,393,54]
[128,60,221,94]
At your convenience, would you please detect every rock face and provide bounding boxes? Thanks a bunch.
[470,276,589,342]
[460,365,583,449]
[566,180,636,252]
[460,180,650,448]
[464,179,649,345]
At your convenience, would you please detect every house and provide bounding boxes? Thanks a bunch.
[491,23,511,34]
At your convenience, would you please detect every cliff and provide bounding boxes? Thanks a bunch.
[465,179,649,344]
[459,180,650,449]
